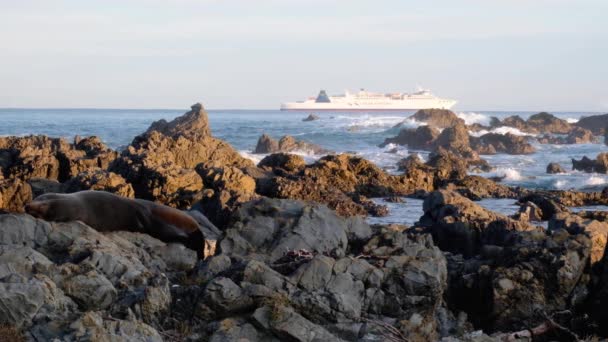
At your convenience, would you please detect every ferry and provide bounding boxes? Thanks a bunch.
[281,88,457,111]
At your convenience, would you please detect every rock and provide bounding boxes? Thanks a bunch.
[194,164,258,228]
[254,134,328,155]
[302,114,320,122]
[575,113,608,135]
[537,126,597,144]
[145,102,210,138]
[221,198,354,262]
[110,103,253,208]
[259,154,422,217]
[526,112,571,134]
[408,108,464,129]
[64,311,162,341]
[0,178,32,212]
[63,169,135,197]
[513,201,543,222]
[572,153,608,174]
[546,162,566,174]
[450,175,518,200]
[379,125,440,149]
[432,122,476,159]
[517,192,569,220]
[62,271,117,310]
[501,115,537,134]
[258,153,306,173]
[419,190,536,257]
[548,212,608,264]
[27,178,65,197]
[470,133,536,155]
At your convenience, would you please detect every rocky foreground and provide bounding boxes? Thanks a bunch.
[1,105,608,341]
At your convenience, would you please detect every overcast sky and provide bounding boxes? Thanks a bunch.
[1,0,606,111]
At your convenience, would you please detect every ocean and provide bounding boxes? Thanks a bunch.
[2,107,607,224]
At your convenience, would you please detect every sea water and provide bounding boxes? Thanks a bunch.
[1,108,606,224]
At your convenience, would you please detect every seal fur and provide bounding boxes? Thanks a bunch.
[25,190,207,258]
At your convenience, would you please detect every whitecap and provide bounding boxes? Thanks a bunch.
[483,167,524,181]
[566,118,579,123]
[469,126,536,137]
[456,112,491,126]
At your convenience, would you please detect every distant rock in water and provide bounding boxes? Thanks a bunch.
[379,125,439,149]
[525,112,572,134]
[253,134,329,155]
[470,133,536,155]
[537,126,597,144]
[408,108,464,129]
[575,113,608,135]
[572,153,608,174]
[302,113,320,122]
[145,102,211,138]
[546,162,566,174]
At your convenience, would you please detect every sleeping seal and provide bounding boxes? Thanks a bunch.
[25,190,207,258]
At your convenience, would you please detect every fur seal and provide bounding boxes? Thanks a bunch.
[25,190,207,258]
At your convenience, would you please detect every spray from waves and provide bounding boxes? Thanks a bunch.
[456,112,491,126]
[331,115,410,131]
[469,126,536,137]
[566,118,579,123]
[553,175,608,190]
[482,167,524,181]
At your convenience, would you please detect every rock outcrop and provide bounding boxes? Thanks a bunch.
[408,108,464,129]
[253,134,328,155]
[572,153,608,173]
[110,103,254,208]
[470,133,536,155]
[302,114,320,122]
[380,125,439,150]
[575,113,608,135]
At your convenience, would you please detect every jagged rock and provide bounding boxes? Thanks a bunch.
[526,112,571,134]
[259,154,421,217]
[194,164,258,228]
[572,153,608,173]
[501,115,538,134]
[538,126,596,144]
[380,125,440,149]
[575,113,608,135]
[432,122,477,159]
[546,162,566,174]
[548,212,608,264]
[449,175,517,200]
[0,135,116,183]
[419,190,536,257]
[0,178,32,212]
[258,153,306,173]
[302,114,320,122]
[63,169,135,197]
[254,134,328,155]
[409,108,464,129]
[221,198,355,262]
[110,103,253,208]
[517,192,569,220]
[471,133,535,155]
[512,201,543,222]
[63,311,163,341]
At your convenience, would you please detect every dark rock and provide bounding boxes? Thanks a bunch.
[572,153,608,174]
[471,133,536,155]
[501,115,537,134]
[254,134,328,155]
[526,112,571,134]
[575,113,608,135]
[546,162,566,174]
[408,108,464,129]
[380,125,440,149]
[63,169,134,197]
[302,114,320,122]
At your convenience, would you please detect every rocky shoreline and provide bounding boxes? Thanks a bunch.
[1,104,608,341]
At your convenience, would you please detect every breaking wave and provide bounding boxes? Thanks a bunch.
[456,112,491,126]
[470,126,535,137]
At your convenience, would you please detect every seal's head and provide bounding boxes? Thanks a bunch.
[24,193,65,220]
[24,201,51,219]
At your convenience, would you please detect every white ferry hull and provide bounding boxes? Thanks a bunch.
[280,100,457,111]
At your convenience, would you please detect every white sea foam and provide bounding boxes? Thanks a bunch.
[469,126,535,137]
[553,175,608,190]
[456,112,491,126]
[566,117,580,123]
[337,115,408,131]
[483,168,524,181]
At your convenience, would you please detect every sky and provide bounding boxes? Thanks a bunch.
[0,0,606,111]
